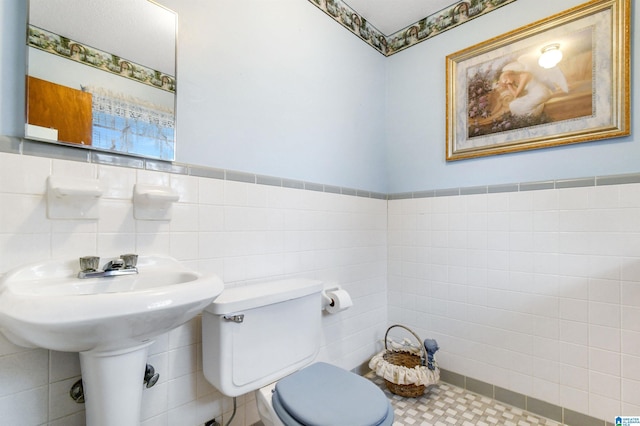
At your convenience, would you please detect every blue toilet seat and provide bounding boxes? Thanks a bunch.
[272,362,394,426]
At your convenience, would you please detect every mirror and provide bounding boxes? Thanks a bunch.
[26,0,177,161]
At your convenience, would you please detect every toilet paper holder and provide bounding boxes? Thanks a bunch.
[322,285,340,307]
[321,285,353,313]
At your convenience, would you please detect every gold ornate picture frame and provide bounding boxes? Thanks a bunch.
[445,0,630,161]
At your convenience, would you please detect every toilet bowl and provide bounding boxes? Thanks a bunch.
[201,279,394,426]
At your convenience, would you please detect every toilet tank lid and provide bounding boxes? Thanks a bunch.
[205,279,323,314]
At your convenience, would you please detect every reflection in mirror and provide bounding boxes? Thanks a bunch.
[26,0,177,161]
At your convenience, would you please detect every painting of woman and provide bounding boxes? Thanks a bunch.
[467,28,594,138]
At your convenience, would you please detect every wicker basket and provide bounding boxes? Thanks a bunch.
[381,325,428,398]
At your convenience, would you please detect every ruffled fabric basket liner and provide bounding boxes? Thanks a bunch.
[369,346,440,386]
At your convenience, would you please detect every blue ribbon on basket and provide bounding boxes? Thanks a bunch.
[423,338,439,370]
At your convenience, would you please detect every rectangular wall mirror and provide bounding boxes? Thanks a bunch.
[26,0,177,161]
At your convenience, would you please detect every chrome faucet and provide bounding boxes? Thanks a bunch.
[104,258,125,272]
[78,254,139,279]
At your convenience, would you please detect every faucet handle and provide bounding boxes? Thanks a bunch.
[121,253,138,269]
[79,256,100,272]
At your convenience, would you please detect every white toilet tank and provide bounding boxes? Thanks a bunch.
[202,279,323,397]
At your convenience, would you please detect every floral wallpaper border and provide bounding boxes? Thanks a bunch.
[308,0,518,56]
[27,25,176,93]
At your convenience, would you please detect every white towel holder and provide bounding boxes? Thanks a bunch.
[46,176,103,219]
[133,183,180,220]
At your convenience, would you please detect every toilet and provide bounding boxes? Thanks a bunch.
[202,279,394,426]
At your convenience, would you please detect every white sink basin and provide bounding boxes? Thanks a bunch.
[0,255,224,425]
[0,255,223,352]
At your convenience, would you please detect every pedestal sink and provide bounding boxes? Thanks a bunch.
[0,255,224,426]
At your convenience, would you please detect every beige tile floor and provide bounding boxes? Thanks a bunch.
[252,373,566,426]
[365,372,563,426]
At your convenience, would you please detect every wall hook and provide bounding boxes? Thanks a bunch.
[69,379,85,403]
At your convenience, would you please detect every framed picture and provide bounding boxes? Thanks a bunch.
[445,0,630,161]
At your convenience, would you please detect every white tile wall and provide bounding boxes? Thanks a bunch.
[3,148,640,424]
[388,184,640,422]
[0,152,388,425]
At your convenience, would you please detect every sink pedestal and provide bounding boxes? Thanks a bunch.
[79,342,154,426]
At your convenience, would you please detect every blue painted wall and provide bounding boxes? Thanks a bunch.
[385,0,638,193]
[0,0,26,138]
[1,0,637,194]
[163,0,388,192]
